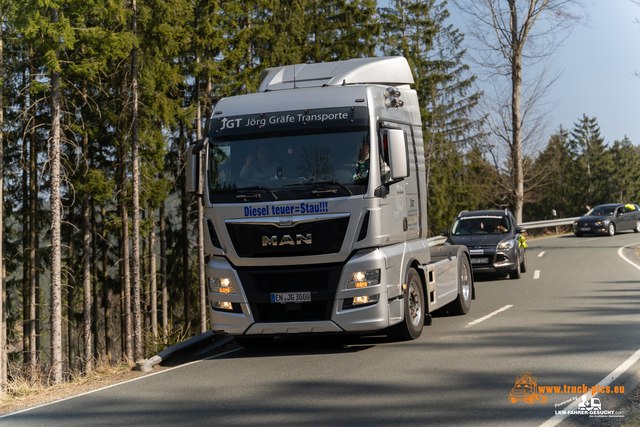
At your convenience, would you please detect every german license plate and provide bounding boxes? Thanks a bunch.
[271,292,311,304]
[471,258,488,264]
[580,227,590,231]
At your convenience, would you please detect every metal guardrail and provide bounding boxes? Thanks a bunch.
[426,217,580,247]
[520,217,580,229]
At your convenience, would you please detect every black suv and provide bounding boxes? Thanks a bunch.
[442,210,527,279]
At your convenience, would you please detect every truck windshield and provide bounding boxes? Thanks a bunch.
[207,129,370,203]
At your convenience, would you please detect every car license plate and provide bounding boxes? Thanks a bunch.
[471,258,488,264]
[271,292,311,304]
[580,227,590,231]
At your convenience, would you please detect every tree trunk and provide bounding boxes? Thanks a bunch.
[81,189,92,373]
[102,204,112,363]
[29,76,38,375]
[509,0,524,224]
[120,150,132,361]
[50,7,64,383]
[180,121,190,333]
[67,210,75,372]
[149,208,157,337]
[0,15,4,392]
[196,76,207,334]
[22,66,29,371]
[92,199,99,358]
[131,0,142,362]
[160,202,167,332]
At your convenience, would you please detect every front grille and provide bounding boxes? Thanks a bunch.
[237,263,343,322]
[227,216,349,258]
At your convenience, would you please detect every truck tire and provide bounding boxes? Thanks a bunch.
[449,254,472,315]
[388,268,424,341]
[234,336,273,347]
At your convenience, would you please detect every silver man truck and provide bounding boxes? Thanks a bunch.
[187,56,474,346]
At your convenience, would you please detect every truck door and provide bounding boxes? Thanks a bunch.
[379,127,407,244]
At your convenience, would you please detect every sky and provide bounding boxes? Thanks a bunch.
[535,0,640,145]
[381,0,640,147]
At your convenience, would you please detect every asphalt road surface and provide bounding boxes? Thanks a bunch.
[4,232,640,427]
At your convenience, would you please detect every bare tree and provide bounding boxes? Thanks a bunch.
[454,0,583,222]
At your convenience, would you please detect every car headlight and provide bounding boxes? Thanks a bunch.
[208,277,236,294]
[498,241,514,250]
[346,269,380,289]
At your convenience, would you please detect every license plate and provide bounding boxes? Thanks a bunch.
[469,249,484,255]
[580,227,590,231]
[471,258,489,264]
[271,292,311,304]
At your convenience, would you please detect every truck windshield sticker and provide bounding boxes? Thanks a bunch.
[211,107,368,137]
[244,202,329,217]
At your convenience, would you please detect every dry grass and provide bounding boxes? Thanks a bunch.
[0,354,145,415]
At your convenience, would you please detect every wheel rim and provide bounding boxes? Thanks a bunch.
[461,261,470,301]
[636,221,640,231]
[609,224,614,235]
[408,282,422,326]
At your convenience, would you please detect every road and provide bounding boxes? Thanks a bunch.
[4,232,640,426]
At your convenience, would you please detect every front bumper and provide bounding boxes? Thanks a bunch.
[573,224,607,234]
[207,249,393,336]
[469,247,519,274]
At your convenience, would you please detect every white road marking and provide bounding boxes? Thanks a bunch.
[533,270,540,279]
[539,242,640,427]
[0,347,242,419]
[466,305,513,327]
[539,346,640,427]
[577,238,599,242]
[617,242,640,272]
[538,251,545,257]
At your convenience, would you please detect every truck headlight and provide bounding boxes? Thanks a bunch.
[498,241,514,250]
[209,277,236,294]
[346,269,380,289]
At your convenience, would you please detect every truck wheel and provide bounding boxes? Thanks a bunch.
[509,254,521,279]
[449,254,472,315]
[234,336,273,347]
[388,268,424,341]
[520,250,527,273]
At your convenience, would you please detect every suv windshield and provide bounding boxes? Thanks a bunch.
[452,216,510,236]
[207,129,370,203]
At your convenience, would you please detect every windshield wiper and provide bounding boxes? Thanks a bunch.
[283,180,353,196]
[234,186,278,200]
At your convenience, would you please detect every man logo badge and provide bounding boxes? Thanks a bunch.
[262,234,312,246]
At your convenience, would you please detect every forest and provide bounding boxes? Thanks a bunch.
[0,0,638,387]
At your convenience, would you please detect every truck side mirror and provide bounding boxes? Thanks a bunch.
[387,129,409,180]
[186,137,208,194]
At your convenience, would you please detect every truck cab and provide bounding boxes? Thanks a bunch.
[187,57,474,345]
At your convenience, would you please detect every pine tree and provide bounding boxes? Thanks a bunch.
[380,0,484,234]
[570,115,608,208]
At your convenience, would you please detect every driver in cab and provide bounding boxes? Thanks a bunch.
[241,145,278,180]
